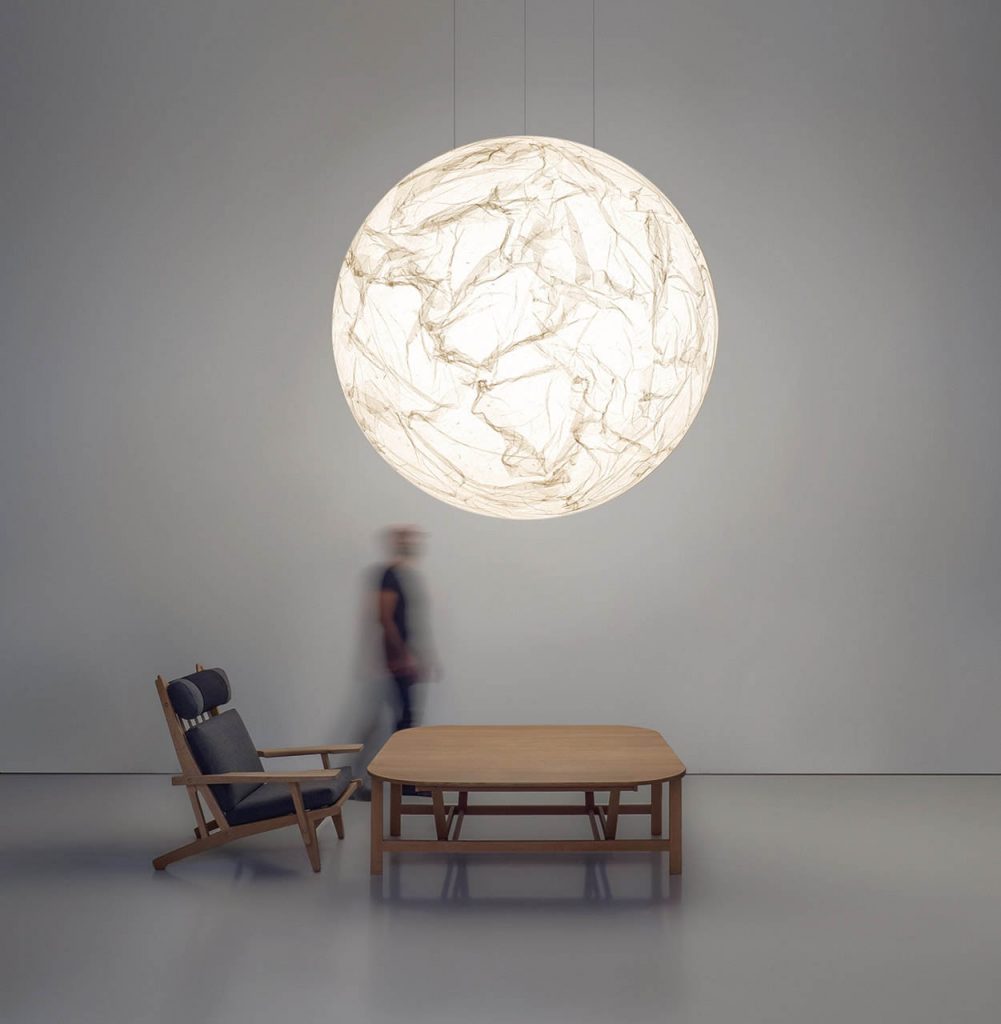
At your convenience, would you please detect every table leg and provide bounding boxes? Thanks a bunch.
[604,790,621,840]
[453,791,468,840]
[585,791,601,839]
[432,789,449,840]
[390,782,402,837]
[668,777,683,875]
[370,778,384,875]
[651,781,663,836]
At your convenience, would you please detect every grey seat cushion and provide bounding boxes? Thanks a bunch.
[226,774,352,827]
[185,710,264,813]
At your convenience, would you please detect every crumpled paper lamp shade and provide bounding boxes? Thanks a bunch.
[332,136,717,519]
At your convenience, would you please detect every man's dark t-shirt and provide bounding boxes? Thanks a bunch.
[378,563,420,730]
[380,566,408,644]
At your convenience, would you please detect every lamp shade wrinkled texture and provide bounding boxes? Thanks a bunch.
[332,136,717,519]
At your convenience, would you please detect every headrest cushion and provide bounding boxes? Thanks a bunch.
[167,668,231,718]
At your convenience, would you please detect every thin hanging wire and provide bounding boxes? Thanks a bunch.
[452,0,456,148]
[592,0,596,147]
[457,1,594,144]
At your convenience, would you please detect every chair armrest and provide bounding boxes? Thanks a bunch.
[172,768,344,786]
[256,744,363,758]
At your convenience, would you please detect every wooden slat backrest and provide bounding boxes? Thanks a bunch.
[155,667,228,830]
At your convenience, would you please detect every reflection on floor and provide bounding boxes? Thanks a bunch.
[1,775,999,1024]
[383,850,675,904]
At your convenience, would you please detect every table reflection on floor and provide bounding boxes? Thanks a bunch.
[373,853,681,907]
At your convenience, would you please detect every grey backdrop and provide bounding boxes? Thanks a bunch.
[2,0,999,772]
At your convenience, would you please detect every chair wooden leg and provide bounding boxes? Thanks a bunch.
[304,829,321,871]
[390,783,402,837]
[669,776,683,875]
[153,836,217,870]
[186,787,209,838]
[290,783,322,873]
[328,778,360,840]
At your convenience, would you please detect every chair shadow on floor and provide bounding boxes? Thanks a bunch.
[0,840,305,887]
[0,836,317,881]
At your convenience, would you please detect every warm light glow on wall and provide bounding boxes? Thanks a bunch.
[332,136,717,519]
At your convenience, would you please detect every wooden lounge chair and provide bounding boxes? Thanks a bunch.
[153,665,362,872]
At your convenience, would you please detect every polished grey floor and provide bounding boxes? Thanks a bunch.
[1,775,999,1024]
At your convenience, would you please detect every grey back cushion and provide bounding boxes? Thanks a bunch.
[185,710,263,813]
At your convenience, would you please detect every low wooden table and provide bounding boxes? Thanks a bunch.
[367,725,685,876]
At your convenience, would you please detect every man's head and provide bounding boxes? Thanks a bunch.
[386,525,424,562]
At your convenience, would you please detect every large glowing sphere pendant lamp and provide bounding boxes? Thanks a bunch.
[332,136,717,519]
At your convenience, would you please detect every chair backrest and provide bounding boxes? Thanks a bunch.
[156,667,264,818]
[166,668,232,720]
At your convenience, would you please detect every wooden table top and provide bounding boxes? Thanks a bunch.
[367,725,686,789]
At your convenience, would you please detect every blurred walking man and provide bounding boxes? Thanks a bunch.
[377,525,432,733]
[350,525,436,801]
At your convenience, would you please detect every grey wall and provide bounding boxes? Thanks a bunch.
[2,0,999,772]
